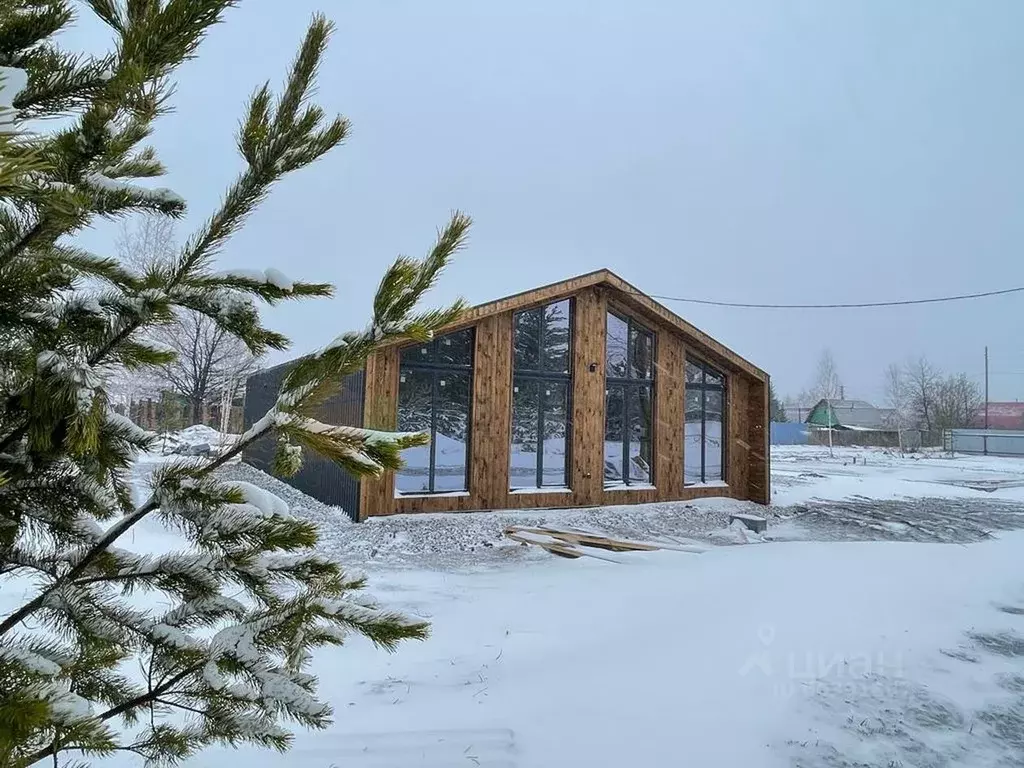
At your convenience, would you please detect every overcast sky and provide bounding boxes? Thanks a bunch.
[69,1,1024,403]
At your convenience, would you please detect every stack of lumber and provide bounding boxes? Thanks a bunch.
[504,525,706,561]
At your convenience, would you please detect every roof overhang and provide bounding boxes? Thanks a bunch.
[387,268,768,381]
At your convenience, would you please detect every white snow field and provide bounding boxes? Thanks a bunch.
[25,438,1024,766]
[772,444,1024,506]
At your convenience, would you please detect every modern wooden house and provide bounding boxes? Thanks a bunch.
[243,269,769,521]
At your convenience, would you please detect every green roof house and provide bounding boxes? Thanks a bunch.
[804,399,893,431]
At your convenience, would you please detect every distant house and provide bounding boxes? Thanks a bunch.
[972,402,1024,430]
[801,399,912,447]
[805,399,892,431]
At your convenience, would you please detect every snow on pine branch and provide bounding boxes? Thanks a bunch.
[228,481,292,519]
[0,645,62,677]
[238,409,420,448]
[158,595,247,628]
[314,597,424,629]
[84,172,185,206]
[104,550,224,588]
[149,622,203,651]
[206,616,333,718]
[280,416,420,446]
[213,268,294,292]
[42,681,94,725]
[35,348,106,413]
[237,552,331,580]
[0,650,95,726]
[251,669,327,717]
[211,289,257,321]
[214,712,290,741]
[157,479,299,540]
[105,411,154,443]
[65,294,105,316]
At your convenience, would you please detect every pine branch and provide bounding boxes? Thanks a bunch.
[25,664,203,766]
[153,697,206,717]
[0,219,44,269]
[0,409,275,637]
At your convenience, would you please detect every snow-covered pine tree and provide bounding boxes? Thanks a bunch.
[0,2,469,765]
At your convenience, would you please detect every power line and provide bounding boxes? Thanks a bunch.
[642,284,1024,309]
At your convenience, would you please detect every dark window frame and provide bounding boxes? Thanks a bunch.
[684,357,727,485]
[605,310,656,487]
[397,328,475,494]
[511,298,574,489]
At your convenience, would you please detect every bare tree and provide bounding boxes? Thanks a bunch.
[116,217,259,427]
[933,372,983,431]
[810,349,843,456]
[151,313,258,424]
[783,390,816,423]
[882,362,910,453]
[103,216,177,407]
[115,213,176,271]
[811,349,843,403]
[904,356,940,432]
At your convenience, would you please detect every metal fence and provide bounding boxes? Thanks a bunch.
[770,422,809,445]
[243,362,365,521]
[771,424,943,450]
[945,428,1024,457]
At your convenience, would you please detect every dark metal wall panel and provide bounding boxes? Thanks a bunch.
[242,363,365,521]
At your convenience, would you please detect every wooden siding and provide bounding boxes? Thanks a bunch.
[358,346,400,520]
[746,378,770,505]
[570,287,606,506]
[727,375,751,502]
[358,286,770,519]
[468,313,513,509]
[654,330,685,499]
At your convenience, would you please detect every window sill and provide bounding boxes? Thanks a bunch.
[509,486,572,495]
[685,480,729,489]
[604,483,657,492]
[395,490,471,499]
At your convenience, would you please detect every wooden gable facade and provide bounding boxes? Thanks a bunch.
[357,269,769,520]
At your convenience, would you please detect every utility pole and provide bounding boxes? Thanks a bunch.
[984,346,990,456]
[984,346,990,430]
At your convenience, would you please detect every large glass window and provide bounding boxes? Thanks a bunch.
[685,359,726,485]
[510,300,572,489]
[605,312,654,486]
[396,328,474,494]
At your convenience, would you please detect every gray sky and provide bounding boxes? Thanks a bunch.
[69,0,1024,403]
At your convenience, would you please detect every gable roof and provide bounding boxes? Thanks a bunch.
[429,269,767,380]
[806,399,892,430]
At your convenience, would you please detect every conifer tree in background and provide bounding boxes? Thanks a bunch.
[769,381,787,422]
[0,2,469,765]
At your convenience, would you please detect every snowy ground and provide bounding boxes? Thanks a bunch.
[207,444,1024,570]
[772,444,1024,506]
[771,445,1024,545]
[102,440,1024,764]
